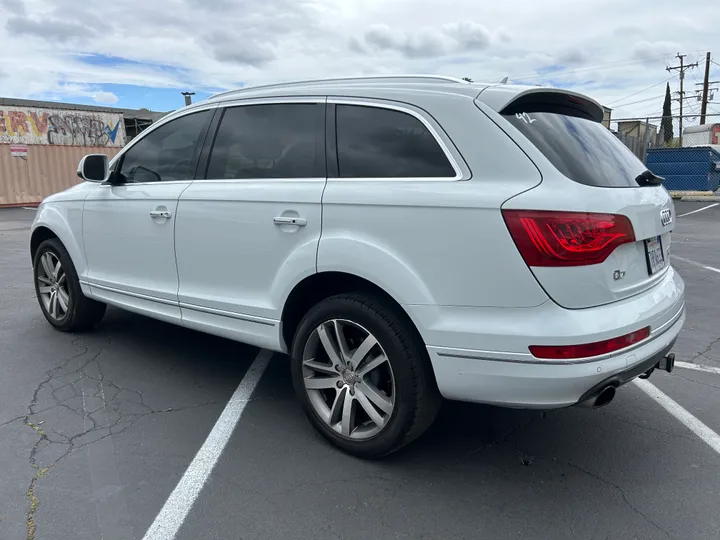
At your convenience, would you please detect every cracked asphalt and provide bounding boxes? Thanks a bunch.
[1,202,720,540]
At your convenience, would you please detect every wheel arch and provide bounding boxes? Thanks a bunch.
[30,226,60,262]
[280,271,427,353]
[30,206,87,277]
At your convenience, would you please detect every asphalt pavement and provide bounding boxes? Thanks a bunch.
[1,201,719,540]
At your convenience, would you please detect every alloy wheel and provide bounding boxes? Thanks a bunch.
[37,251,69,321]
[301,319,395,439]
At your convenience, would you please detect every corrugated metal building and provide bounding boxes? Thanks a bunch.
[0,98,166,207]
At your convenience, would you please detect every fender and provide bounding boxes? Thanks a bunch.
[317,233,436,307]
[31,196,88,280]
[269,236,322,318]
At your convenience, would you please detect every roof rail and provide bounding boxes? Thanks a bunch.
[208,74,469,100]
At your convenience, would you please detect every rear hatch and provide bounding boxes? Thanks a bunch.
[491,92,674,309]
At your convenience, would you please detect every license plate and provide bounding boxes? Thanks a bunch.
[645,236,666,275]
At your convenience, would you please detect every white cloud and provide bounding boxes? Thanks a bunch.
[558,47,590,66]
[632,41,680,62]
[92,91,119,105]
[356,21,499,58]
[0,0,716,120]
[0,0,25,15]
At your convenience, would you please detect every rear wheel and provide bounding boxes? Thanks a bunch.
[33,238,106,332]
[290,293,440,458]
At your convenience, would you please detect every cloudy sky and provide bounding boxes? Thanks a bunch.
[1,0,718,120]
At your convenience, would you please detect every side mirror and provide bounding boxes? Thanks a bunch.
[77,154,109,183]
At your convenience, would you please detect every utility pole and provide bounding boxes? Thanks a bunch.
[699,52,711,124]
[667,53,699,145]
[698,52,715,125]
[181,91,195,106]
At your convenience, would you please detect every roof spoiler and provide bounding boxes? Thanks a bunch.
[477,87,605,123]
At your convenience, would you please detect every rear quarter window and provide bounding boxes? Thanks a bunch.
[503,112,646,188]
[336,104,457,179]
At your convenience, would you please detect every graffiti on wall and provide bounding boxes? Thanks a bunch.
[0,107,125,147]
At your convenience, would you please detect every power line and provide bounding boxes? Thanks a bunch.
[607,74,677,106]
[612,92,699,109]
[512,51,704,82]
[612,94,665,108]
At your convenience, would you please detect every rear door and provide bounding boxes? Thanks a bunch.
[496,103,674,309]
[174,99,326,348]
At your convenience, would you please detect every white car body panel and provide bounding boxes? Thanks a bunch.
[428,309,684,408]
[82,181,191,323]
[174,179,324,350]
[502,170,675,309]
[32,183,94,288]
[318,96,549,309]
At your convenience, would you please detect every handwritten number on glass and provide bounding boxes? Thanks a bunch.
[515,112,536,124]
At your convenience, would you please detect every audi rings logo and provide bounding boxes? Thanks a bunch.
[661,208,673,227]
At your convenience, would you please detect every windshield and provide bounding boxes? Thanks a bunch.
[503,112,647,187]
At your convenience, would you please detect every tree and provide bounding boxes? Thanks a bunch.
[661,83,673,143]
[462,77,473,82]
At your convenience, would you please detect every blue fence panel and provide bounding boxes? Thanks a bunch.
[646,147,720,192]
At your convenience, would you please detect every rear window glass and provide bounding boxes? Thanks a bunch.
[503,112,646,187]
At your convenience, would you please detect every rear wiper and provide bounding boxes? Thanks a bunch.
[635,169,665,187]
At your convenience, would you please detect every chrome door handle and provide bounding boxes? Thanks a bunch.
[273,216,306,226]
[150,210,172,219]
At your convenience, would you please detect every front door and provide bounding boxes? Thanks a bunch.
[174,100,326,349]
[82,109,214,322]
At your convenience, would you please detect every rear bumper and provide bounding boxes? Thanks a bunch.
[411,267,685,408]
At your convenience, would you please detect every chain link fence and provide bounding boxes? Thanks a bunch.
[610,113,720,193]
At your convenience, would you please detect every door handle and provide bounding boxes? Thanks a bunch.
[150,210,172,219]
[273,216,306,226]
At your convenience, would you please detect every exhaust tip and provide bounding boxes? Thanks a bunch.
[577,385,617,409]
[594,386,616,408]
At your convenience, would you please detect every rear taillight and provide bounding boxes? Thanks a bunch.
[529,327,650,360]
[503,210,635,267]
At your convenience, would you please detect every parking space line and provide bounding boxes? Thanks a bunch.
[634,379,720,455]
[677,203,719,217]
[675,361,720,376]
[141,349,272,540]
[678,203,720,217]
[671,255,720,275]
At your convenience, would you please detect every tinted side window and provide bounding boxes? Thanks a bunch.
[336,105,456,178]
[118,110,212,183]
[206,103,325,179]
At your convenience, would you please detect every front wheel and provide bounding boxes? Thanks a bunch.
[33,238,106,332]
[290,293,440,458]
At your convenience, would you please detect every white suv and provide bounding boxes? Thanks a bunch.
[30,75,685,457]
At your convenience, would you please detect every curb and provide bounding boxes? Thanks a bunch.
[674,196,720,202]
[669,192,720,202]
[0,202,40,208]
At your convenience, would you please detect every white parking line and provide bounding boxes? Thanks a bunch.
[677,203,719,217]
[22,207,37,211]
[675,361,720,376]
[142,349,272,540]
[634,379,720,455]
[671,255,720,275]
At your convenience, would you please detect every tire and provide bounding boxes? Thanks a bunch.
[33,238,106,332]
[290,293,441,458]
